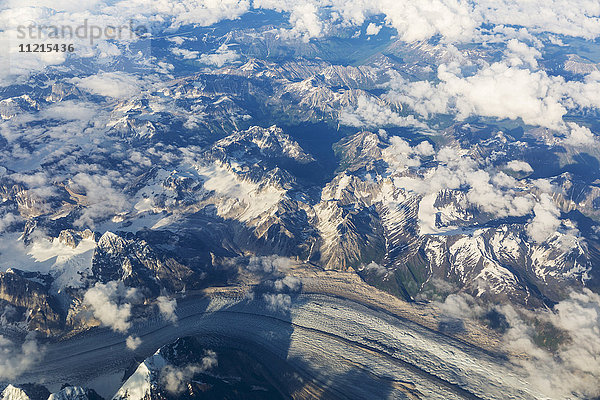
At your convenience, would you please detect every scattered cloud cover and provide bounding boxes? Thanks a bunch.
[170,47,200,60]
[0,1,598,396]
[382,139,579,242]
[382,136,434,171]
[0,0,598,83]
[502,289,600,398]
[438,289,600,398]
[0,0,598,137]
[3,0,598,47]
[438,292,484,320]
[391,144,535,228]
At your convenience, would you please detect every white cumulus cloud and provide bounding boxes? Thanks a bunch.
[157,296,177,322]
[83,281,139,332]
[526,194,561,243]
[0,333,44,380]
[159,350,217,394]
[126,335,142,350]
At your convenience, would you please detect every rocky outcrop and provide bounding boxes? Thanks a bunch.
[47,386,103,400]
[92,232,200,296]
[0,270,63,335]
[58,230,96,249]
[1,383,51,400]
[0,384,102,400]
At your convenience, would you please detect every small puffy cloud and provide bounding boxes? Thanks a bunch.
[363,261,387,276]
[40,101,99,121]
[339,96,425,129]
[199,349,218,370]
[289,2,323,39]
[365,22,382,36]
[263,293,292,312]
[171,47,200,60]
[157,296,177,322]
[563,123,598,148]
[257,1,323,40]
[247,255,296,273]
[83,281,139,332]
[274,275,302,291]
[505,160,533,174]
[382,137,434,172]
[160,350,217,394]
[414,141,435,156]
[505,39,541,68]
[439,292,484,320]
[526,194,561,243]
[198,44,240,67]
[70,72,146,99]
[533,178,554,193]
[126,335,142,350]
[0,333,44,380]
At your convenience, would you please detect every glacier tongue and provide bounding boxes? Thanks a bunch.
[12,275,544,400]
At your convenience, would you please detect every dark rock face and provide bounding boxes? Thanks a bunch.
[50,385,104,400]
[58,229,96,249]
[0,270,63,335]
[91,231,201,297]
[115,337,285,400]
